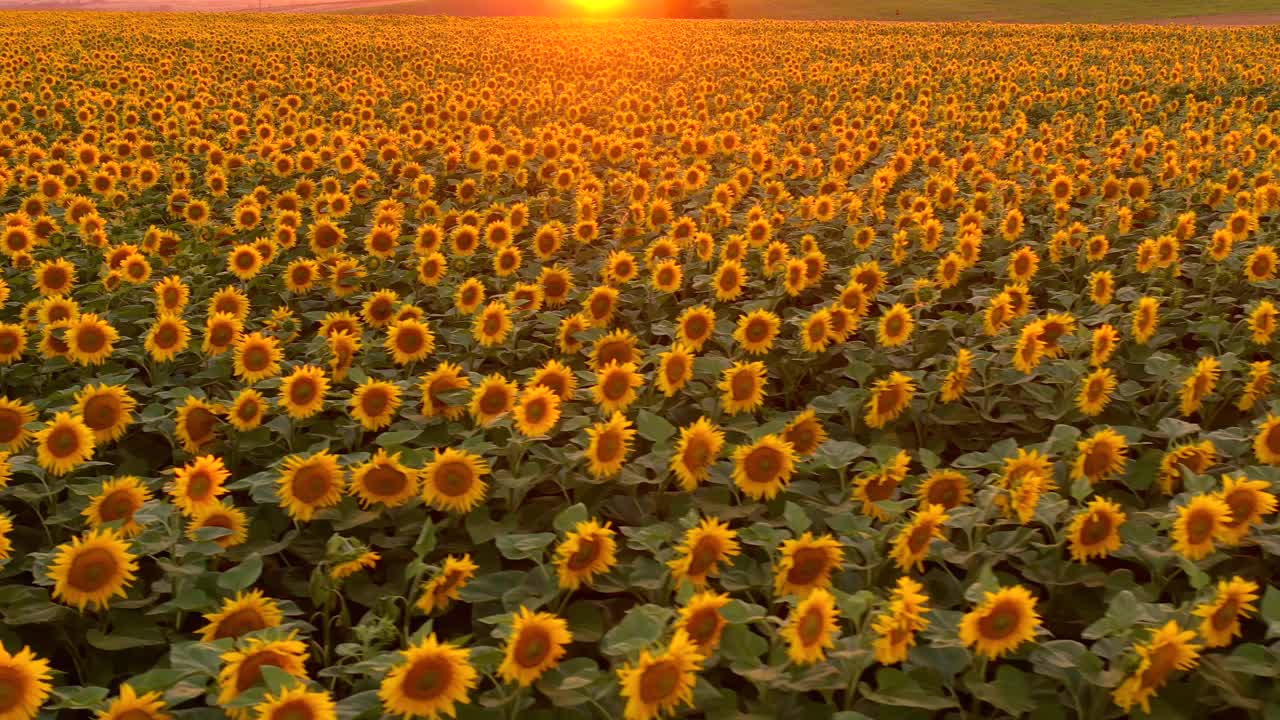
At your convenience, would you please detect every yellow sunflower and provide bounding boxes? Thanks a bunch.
[96,683,170,720]
[144,313,190,362]
[82,476,150,538]
[916,469,973,510]
[877,303,914,347]
[469,373,517,426]
[1071,427,1129,484]
[65,312,118,366]
[781,588,840,665]
[1238,361,1274,411]
[731,434,796,500]
[712,260,746,302]
[350,450,419,509]
[513,385,561,437]
[497,607,572,687]
[233,332,283,383]
[774,532,844,597]
[198,589,285,642]
[416,555,478,614]
[472,300,512,347]
[279,365,329,420]
[0,323,27,365]
[959,585,1042,660]
[781,409,827,457]
[421,447,489,513]
[1066,497,1127,562]
[331,551,380,581]
[0,397,36,451]
[386,318,436,366]
[592,361,644,414]
[1076,368,1117,417]
[889,504,949,572]
[1171,494,1232,560]
[1254,414,1280,465]
[585,412,636,480]
[1193,577,1259,649]
[187,501,249,549]
[656,344,694,397]
[229,388,267,432]
[252,686,336,720]
[528,360,577,402]
[378,633,475,719]
[678,591,731,652]
[74,383,136,446]
[616,630,703,720]
[1249,301,1277,345]
[172,455,230,518]
[1217,474,1278,545]
[1157,441,1217,494]
[202,313,243,357]
[1132,296,1160,344]
[555,519,617,590]
[217,634,309,709]
[719,361,766,415]
[864,371,915,429]
[733,309,780,355]
[34,411,95,476]
[1112,622,1201,713]
[854,450,911,521]
[668,517,740,588]
[419,362,471,421]
[50,528,138,611]
[1179,356,1220,417]
[349,379,402,431]
[0,645,52,720]
[676,305,716,351]
[277,451,346,522]
[175,396,223,453]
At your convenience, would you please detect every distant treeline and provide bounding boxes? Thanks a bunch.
[662,0,728,17]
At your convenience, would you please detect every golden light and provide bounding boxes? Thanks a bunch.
[573,0,625,13]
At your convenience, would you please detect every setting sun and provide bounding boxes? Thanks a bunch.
[573,0,625,13]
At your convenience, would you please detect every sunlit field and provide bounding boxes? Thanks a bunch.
[0,12,1278,720]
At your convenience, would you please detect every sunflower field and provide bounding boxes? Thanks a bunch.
[0,11,1278,720]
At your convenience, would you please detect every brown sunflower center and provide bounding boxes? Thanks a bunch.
[396,328,424,354]
[76,325,107,353]
[686,538,722,577]
[185,407,218,443]
[594,430,622,463]
[730,371,756,401]
[684,316,708,340]
[638,660,680,704]
[155,322,179,348]
[1079,512,1112,545]
[589,295,612,319]
[514,627,552,668]
[743,446,783,485]
[434,462,476,497]
[100,490,138,522]
[1082,445,1113,478]
[1186,510,1215,544]
[685,608,720,645]
[235,651,287,692]
[289,378,317,405]
[67,546,119,593]
[906,524,935,554]
[977,602,1021,640]
[292,464,334,504]
[243,345,270,371]
[681,438,711,470]
[602,372,631,401]
[47,424,83,458]
[213,607,268,640]
[362,465,408,497]
[787,547,830,586]
[361,389,390,417]
[566,537,601,571]
[479,388,509,416]
[115,709,158,720]
[797,606,825,644]
[523,397,547,423]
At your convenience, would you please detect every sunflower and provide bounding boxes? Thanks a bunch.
[472,300,513,347]
[49,528,138,611]
[252,686,336,720]
[65,312,118,366]
[33,257,75,296]
[1238,361,1275,411]
[203,313,244,357]
[585,412,636,479]
[0,645,51,720]
[74,383,136,445]
[864,371,915,429]
[97,683,170,720]
[1012,320,1046,373]
[0,397,36,452]
[346,449,417,509]
[1076,368,1117,416]
[1249,301,1277,345]
[278,366,329,420]
[175,397,223,453]
[782,409,827,457]
[890,504,949,573]
[668,517,740,588]
[498,607,572,687]
[234,332,283,383]
[1217,474,1278,545]
[454,277,486,315]
[142,313,189,363]
[877,303,914,347]
[331,550,380,581]
[1066,497,1127,562]
[34,411,95,476]
[1071,427,1129,484]
[800,309,835,353]
[555,519,617,590]
[665,417,725,491]
[284,258,319,293]
[528,359,578,402]
[1254,414,1280,465]
[198,589,285,642]
[713,260,746,301]
[1112,622,1201,713]
[1007,246,1039,282]
[83,476,151,537]
[421,447,489,513]
[959,585,1042,660]
[916,469,973,509]
[781,588,840,665]
[419,362,471,420]
[583,285,619,327]
[362,290,401,329]
[1246,245,1277,282]
[277,451,346,522]
[1157,441,1217,494]
[650,258,683,293]
[217,634,309,709]
[416,555,478,614]
[1171,494,1232,560]
[719,361,766,415]
[593,361,644,414]
[0,512,9,560]
[984,294,1013,336]
[1088,270,1114,306]
[616,630,703,720]
[650,343,693,398]
[469,373,517,425]
[854,450,911,521]
[227,388,267,432]
[678,591,731,652]
[733,309,780,355]
[731,434,796,500]
[0,323,26,364]
[227,244,263,280]
[872,577,931,665]
[774,532,844,597]
[172,455,231,518]
[1193,577,1259,649]
[590,328,642,369]
[386,319,435,366]
[538,265,574,308]
[1090,324,1119,367]
[1177,356,1220,417]
[1132,296,1160,345]
[676,305,717,351]
[349,379,401,431]
[513,385,561,438]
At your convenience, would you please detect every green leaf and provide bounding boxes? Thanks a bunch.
[718,623,768,663]
[970,665,1036,716]
[635,410,676,443]
[553,503,589,533]
[495,533,557,560]
[260,665,302,694]
[861,668,958,710]
[1261,585,1280,639]
[413,519,437,557]
[217,553,264,592]
[783,502,811,534]
[1082,590,1138,639]
[375,429,422,447]
[600,605,671,656]
[87,625,167,650]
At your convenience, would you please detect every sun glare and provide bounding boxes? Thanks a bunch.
[573,0,624,14]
